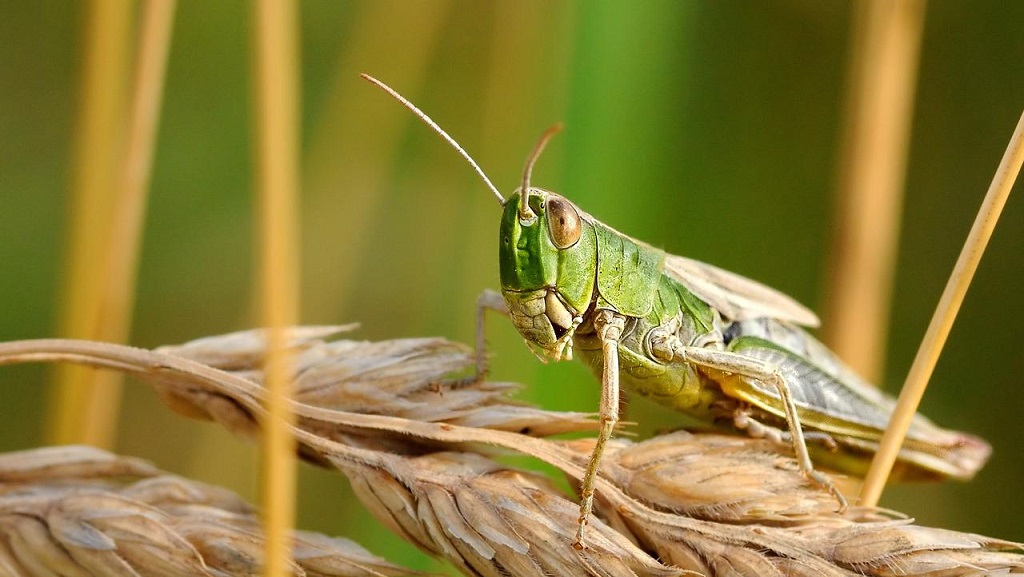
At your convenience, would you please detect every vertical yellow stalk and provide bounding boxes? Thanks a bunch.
[100,0,176,359]
[822,0,926,384]
[860,109,1024,506]
[252,1,300,576]
[48,0,132,447]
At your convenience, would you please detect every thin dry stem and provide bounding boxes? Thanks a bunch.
[0,330,1020,576]
[823,0,925,383]
[251,1,302,575]
[94,0,177,387]
[47,0,133,449]
[860,108,1024,507]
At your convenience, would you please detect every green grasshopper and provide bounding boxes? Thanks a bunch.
[362,74,992,549]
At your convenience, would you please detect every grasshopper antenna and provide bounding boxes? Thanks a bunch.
[360,73,505,206]
[518,123,564,222]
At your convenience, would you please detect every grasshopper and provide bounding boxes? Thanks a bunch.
[362,74,992,549]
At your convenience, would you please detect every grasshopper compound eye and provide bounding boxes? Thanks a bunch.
[546,196,582,249]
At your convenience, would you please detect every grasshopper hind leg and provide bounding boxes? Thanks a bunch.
[680,346,848,512]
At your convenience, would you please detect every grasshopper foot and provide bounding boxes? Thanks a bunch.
[428,367,486,394]
[571,523,587,550]
[572,495,593,550]
[734,410,848,511]
[807,469,848,513]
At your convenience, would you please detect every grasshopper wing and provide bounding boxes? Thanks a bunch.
[663,254,820,327]
[725,334,991,480]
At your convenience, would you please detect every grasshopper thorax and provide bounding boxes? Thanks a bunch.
[499,188,597,359]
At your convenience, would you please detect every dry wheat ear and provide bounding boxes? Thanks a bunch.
[0,326,1020,577]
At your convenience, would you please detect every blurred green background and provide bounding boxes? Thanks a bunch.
[1,1,1023,572]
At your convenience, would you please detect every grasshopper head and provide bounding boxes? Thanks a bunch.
[358,75,595,359]
[499,188,596,360]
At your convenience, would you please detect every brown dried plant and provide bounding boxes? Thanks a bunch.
[0,327,1021,576]
[0,445,425,576]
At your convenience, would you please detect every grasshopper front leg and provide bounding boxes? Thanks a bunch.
[679,346,849,512]
[573,308,625,550]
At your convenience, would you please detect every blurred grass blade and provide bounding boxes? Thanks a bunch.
[564,2,696,236]
[46,0,133,448]
[860,108,1024,507]
[822,0,926,383]
[99,0,176,357]
[251,1,301,576]
[301,1,451,323]
[443,2,575,346]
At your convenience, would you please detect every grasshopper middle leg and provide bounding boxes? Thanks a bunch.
[733,410,839,451]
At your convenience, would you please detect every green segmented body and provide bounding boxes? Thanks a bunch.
[499,189,990,481]
[361,73,991,548]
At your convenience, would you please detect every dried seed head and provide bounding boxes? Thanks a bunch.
[0,446,426,577]
[341,450,688,577]
[0,331,1021,576]
[156,327,596,448]
[559,435,1024,576]
[599,431,853,523]
[0,444,158,484]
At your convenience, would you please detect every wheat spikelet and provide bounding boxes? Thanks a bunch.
[587,433,1022,576]
[0,329,1021,576]
[154,326,597,447]
[341,450,684,577]
[0,445,426,577]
